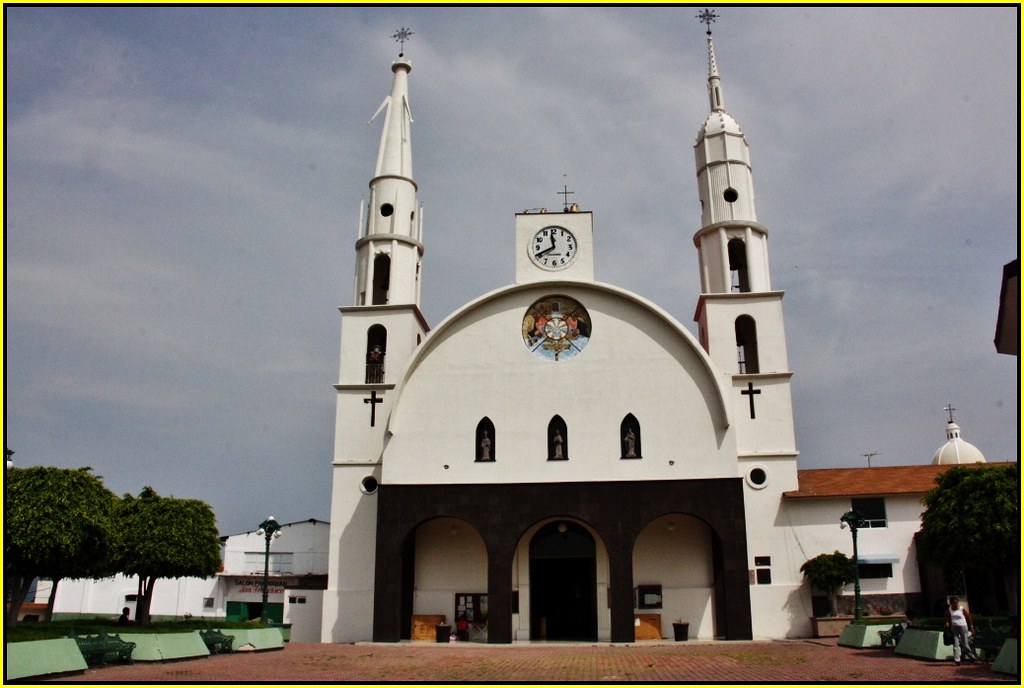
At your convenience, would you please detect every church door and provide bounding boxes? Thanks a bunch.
[529,521,597,641]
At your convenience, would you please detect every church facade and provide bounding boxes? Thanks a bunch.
[319,30,987,644]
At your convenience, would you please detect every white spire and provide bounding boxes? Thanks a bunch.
[706,33,725,113]
[369,57,414,180]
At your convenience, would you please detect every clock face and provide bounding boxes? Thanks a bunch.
[529,226,578,270]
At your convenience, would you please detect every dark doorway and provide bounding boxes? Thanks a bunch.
[529,521,597,640]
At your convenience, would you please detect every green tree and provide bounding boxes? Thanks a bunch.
[918,464,1019,568]
[5,467,119,626]
[800,550,857,616]
[918,464,1019,610]
[116,487,222,624]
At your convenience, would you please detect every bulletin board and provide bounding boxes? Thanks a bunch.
[454,593,488,623]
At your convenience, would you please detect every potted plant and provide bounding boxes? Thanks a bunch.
[800,551,856,637]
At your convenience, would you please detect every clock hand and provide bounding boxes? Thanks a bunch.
[535,244,556,258]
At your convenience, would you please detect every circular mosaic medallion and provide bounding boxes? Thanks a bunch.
[522,295,591,362]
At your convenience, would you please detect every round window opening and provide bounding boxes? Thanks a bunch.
[522,295,591,362]
[723,187,739,203]
[746,467,768,489]
[360,476,379,494]
[380,203,394,217]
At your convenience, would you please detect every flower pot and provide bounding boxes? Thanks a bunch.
[672,622,689,642]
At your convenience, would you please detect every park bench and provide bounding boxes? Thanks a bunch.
[69,631,136,667]
[199,628,236,654]
[877,623,906,648]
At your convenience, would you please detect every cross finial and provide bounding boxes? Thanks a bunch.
[697,8,718,35]
[393,27,414,56]
[943,403,956,424]
[558,176,575,212]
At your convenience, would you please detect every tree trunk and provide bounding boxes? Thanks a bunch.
[136,576,157,625]
[827,589,839,616]
[44,576,62,622]
[5,574,35,628]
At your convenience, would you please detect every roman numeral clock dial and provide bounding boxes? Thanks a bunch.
[529,226,578,270]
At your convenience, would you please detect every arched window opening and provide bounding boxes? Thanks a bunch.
[475,417,495,462]
[735,315,760,374]
[727,238,750,293]
[372,254,391,305]
[547,415,568,461]
[620,414,642,459]
[365,325,387,383]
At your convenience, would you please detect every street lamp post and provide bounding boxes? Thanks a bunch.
[840,510,867,622]
[5,448,13,629]
[255,516,282,626]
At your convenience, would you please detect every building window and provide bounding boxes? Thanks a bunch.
[728,238,750,292]
[620,414,641,459]
[735,315,759,374]
[475,417,495,462]
[289,596,307,604]
[857,563,893,579]
[244,552,294,575]
[851,497,887,528]
[372,254,391,304]
[547,415,568,460]
[203,597,215,609]
[754,556,772,584]
[745,466,768,489]
[365,325,387,383]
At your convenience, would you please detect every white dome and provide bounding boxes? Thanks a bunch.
[931,422,986,465]
[699,110,744,139]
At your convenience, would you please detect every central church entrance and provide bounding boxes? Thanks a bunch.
[529,521,597,640]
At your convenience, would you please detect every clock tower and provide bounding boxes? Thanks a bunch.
[515,207,595,285]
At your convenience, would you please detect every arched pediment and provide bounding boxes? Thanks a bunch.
[383,282,734,484]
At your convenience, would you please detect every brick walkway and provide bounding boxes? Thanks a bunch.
[44,639,1016,683]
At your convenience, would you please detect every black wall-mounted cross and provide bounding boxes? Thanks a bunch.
[741,381,761,419]
[364,390,384,427]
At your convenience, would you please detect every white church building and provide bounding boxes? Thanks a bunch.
[319,26,1005,645]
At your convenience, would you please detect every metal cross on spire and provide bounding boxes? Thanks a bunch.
[393,27,414,56]
[943,403,957,424]
[697,8,718,35]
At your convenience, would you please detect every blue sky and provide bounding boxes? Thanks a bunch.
[4,6,1018,535]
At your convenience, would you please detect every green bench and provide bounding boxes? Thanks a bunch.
[69,631,136,667]
[877,623,906,648]
[199,628,235,654]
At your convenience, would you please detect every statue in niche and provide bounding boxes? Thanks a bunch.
[623,428,636,458]
[552,430,564,459]
[479,431,492,461]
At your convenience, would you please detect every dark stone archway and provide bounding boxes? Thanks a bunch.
[372,478,752,643]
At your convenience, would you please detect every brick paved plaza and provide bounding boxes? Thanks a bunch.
[46,639,1016,683]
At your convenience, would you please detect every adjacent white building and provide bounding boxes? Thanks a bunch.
[37,518,329,643]
[320,25,1011,645]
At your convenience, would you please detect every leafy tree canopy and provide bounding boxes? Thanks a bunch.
[6,466,119,624]
[7,466,119,580]
[918,464,1019,569]
[117,486,222,581]
[800,550,857,616]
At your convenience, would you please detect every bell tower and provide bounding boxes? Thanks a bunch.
[690,13,797,466]
[323,29,429,642]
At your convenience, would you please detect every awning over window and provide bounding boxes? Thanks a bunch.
[857,554,899,564]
